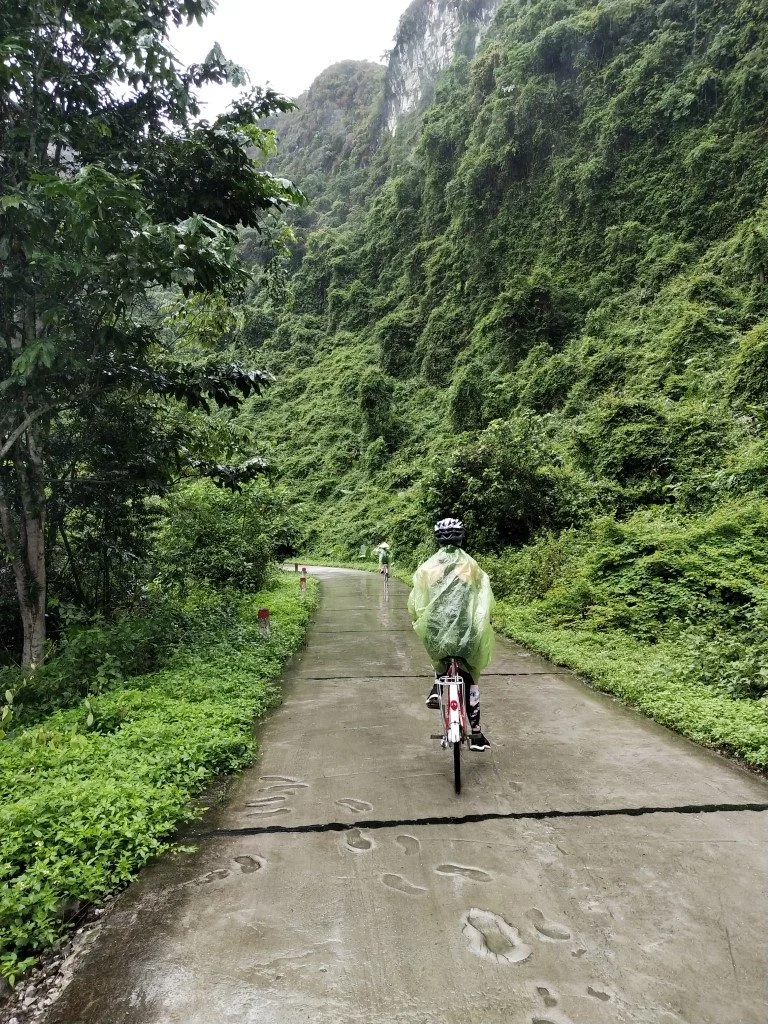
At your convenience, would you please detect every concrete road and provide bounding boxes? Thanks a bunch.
[45,569,768,1024]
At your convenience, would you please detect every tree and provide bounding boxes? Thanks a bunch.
[421,418,586,552]
[0,1,303,667]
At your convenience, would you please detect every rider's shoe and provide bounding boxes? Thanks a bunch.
[425,683,440,709]
[469,731,490,751]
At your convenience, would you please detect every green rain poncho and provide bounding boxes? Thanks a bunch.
[407,546,495,679]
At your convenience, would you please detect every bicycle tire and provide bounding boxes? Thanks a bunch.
[453,740,461,794]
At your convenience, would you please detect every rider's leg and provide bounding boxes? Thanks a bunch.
[457,663,480,731]
[426,659,447,708]
[459,662,490,750]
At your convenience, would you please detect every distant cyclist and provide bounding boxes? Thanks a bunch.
[407,518,494,751]
[375,542,391,577]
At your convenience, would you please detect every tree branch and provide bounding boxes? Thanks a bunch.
[0,406,55,462]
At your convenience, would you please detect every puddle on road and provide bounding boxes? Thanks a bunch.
[536,986,558,1008]
[199,869,229,883]
[245,806,291,818]
[335,798,374,815]
[587,985,612,1002]
[234,856,263,874]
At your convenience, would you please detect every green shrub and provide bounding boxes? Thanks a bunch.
[422,417,590,551]
[448,364,487,432]
[155,480,280,592]
[0,602,187,726]
[0,575,317,983]
[730,321,768,406]
[358,366,397,445]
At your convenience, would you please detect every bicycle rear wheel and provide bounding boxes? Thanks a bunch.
[453,741,461,794]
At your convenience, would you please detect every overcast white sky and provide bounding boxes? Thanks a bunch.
[170,0,408,115]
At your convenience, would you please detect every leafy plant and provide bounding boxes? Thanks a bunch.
[0,574,317,982]
[0,1,302,667]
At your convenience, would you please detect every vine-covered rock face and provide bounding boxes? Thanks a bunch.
[244,0,768,725]
[383,0,503,130]
[254,0,768,559]
[270,61,386,182]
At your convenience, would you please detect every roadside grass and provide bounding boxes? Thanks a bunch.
[494,603,768,770]
[0,573,317,985]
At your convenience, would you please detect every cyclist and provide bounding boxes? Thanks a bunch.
[375,542,391,577]
[407,518,494,751]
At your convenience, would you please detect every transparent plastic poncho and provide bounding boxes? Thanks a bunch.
[407,546,495,679]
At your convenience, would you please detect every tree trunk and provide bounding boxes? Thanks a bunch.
[0,287,50,668]
[0,430,48,669]
[19,560,46,669]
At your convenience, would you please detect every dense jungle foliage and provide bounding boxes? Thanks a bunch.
[0,0,305,671]
[238,0,768,758]
[0,1,317,985]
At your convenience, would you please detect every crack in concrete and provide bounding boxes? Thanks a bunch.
[193,801,768,840]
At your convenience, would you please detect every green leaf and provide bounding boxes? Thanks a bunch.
[0,194,25,210]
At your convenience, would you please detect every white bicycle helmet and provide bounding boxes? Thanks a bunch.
[434,517,465,546]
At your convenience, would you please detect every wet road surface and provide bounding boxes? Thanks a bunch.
[44,569,768,1023]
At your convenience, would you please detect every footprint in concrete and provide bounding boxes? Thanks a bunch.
[587,985,611,1002]
[536,986,558,1008]
[527,908,571,941]
[264,783,308,794]
[199,869,229,884]
[381,874,427,896]
[461,909,532,965]
[530,1003,574,1024]
[261,775,303,784]
[396,835,420,855]
[344,829,374,853]
[246,796,286,807]
[234,856,263,874]
[335,798,373,815]
[436,864,492,883]
[245,806,291,818]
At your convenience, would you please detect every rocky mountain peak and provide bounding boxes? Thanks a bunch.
[383,0,503,131]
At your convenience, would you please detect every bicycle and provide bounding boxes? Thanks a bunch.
[430,658,470,794]
[380,564,390,599]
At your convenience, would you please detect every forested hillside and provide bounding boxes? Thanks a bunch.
[244,0,768,755]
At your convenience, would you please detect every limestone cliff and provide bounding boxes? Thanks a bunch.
[382,0,503,130]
